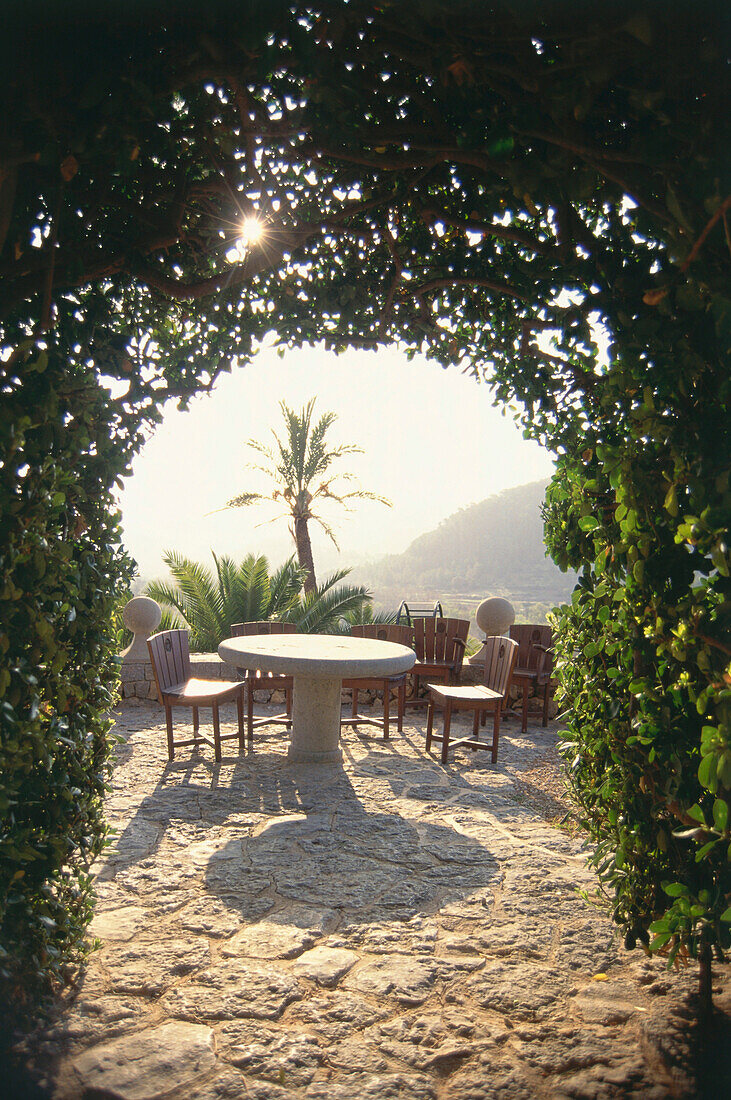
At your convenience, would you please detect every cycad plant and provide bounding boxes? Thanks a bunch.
[145,551,374,650]
[145,551,305,652]
[289,569,376,635]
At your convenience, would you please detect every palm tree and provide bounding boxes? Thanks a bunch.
[145,551,374,651]
[226,399,390,593]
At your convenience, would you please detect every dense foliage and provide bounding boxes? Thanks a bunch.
[1,1,727,1000]
[0,343,133,1002]
[145,550,374,648]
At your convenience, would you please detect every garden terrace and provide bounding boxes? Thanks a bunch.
[11,702,725,1099]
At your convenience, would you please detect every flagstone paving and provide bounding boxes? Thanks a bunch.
[18,703,723,1098]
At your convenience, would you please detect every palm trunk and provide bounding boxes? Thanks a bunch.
[294,515,317,594]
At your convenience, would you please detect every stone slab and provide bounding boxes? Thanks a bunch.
[71,1021,216,1099]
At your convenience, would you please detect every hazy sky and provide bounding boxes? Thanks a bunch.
[118,341,555,582]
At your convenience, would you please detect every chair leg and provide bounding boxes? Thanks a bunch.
[286,686,293,728]
[352,687,359,718]
[542,682,550,726]
[425,700,435,751]
[236,688,246,752]
[492,706,501,764]
[441,701,453,765]
[212,701,222,763]
[472,708,480,741]
[192,705,199,738]
[165,704,175,761]
[247,678,255,742]
[383,682,390,740]
[397,682,405,732]
[522,682,529,734]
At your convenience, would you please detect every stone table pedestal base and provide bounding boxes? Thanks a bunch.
[288,676,343,764]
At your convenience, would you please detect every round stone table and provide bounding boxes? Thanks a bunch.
[218,634,416,763]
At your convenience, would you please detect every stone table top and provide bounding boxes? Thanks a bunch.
[218,634,416,680]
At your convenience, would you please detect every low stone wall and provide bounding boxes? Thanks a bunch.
[119,653,244,704]
[119,660,158,703]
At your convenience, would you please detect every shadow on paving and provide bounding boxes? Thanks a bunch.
[6,716,730,1099]
[100,750,502,927]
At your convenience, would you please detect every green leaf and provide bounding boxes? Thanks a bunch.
[662,882,689,898]
[686,804,707,826]
[712,799,728,833]
[698,753,716,791]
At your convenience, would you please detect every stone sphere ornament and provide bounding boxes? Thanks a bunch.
[120,596,162,662]
[476,596,515,638]
[469,596,516,666]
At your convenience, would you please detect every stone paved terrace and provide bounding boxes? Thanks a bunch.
[15,703,728,1099]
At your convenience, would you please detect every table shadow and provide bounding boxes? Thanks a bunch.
[96,748,501,929]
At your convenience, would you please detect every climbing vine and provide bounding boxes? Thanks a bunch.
[1,1,728,1002]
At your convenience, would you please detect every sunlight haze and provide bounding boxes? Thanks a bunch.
[118,343,555,584]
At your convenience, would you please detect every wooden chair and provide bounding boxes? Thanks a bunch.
[340,623,414,739]
[508,624,553,733]
[230,621,296,743]
[404,616,470,708]
[425,635,518,764]
[147,629,245,762]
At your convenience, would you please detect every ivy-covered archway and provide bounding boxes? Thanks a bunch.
[1,1,728,1005]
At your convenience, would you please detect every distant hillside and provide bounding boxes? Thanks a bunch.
[358,480,577,606]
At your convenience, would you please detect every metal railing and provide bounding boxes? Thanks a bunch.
[396,600,444,626]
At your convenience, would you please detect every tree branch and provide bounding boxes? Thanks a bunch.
[418,206,555,256]
[414,275,531,304]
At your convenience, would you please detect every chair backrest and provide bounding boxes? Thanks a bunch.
[230,621,297,637]
[509,624,552,673]
[230,621,297,683]
[351,623,414,647]
[413,617,470,668]
[147,629,191,699]
[483,635,519,697]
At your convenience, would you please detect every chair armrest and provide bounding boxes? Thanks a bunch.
[453,637,467,651]
[533,643,552,676]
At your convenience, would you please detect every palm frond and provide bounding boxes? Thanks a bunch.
[268,557,307,618]
[157,607,186,632]
[339,489,392,506]
[144,579,190,620]
[310,567,353,593]
[313,515,340,548]
[213,552,239,608]
[292,575,372,634]
[229,553,272,626]
[227,491,265,508]
[157,550,224,651]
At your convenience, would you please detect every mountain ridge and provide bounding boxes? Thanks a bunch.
[354,480,577,607]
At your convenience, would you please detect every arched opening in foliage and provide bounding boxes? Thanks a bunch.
[1,1,728,1006]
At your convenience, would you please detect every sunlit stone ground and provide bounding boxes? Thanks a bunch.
[19,703,725,1099]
